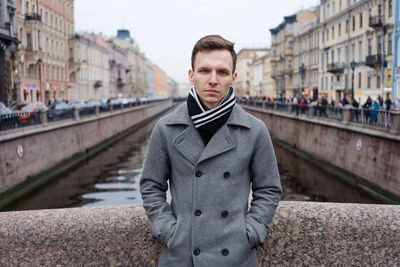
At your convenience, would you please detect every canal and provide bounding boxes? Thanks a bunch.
[3,114,379,212]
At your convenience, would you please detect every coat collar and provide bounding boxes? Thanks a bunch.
[166,102,250,129]
[167,102,250,166]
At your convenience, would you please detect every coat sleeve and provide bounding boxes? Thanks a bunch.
[245,123,282,249]
[140,121,176,246]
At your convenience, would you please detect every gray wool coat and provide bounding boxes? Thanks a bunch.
[140,103,282,267]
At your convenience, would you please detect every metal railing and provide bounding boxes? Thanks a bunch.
[350,108,391,128]
[0,99,168,132]
[239,100,394,131]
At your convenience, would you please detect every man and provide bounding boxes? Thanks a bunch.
[140,35,282,266]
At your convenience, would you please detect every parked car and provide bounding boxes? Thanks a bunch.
[13,102,48,124]
[0,102,13,115]
[47,101,72,120]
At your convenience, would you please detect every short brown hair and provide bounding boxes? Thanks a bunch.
[191,35,237,73]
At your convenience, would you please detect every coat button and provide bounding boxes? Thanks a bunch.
[221,210,228,217]
[194,210,202,216]
[195,171,202,177]
[223,172,230,178]
[193,248,201,255]
[221,248,229,256]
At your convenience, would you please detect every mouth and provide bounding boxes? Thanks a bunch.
[205,90,219,94]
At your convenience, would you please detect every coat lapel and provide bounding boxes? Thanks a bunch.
[167,103,205,166]
[172,125,205,166]
[197,124,235,164]
[166,103,250,166]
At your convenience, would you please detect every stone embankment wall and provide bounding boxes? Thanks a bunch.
[243,105,400,203]
[0,202,398,266]
[0,100,174,206]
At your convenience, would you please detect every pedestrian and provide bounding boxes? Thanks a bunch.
[370,97,380,124]
[352,98,360,122]
[140,35,282,266]
[385,95,392,111]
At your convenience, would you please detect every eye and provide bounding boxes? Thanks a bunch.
[219,71,228,75]
[200,69,209,73]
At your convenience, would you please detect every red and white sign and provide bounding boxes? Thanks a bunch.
[17,144,24,158]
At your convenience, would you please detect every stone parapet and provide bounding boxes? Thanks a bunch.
[0,202,398,266]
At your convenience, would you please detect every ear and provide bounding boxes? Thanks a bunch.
[231,72,237,85]
[188,69,194,84]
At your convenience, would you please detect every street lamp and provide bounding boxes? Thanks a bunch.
[350,60,356,101]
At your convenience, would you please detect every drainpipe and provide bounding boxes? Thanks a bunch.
[391,0,399,108]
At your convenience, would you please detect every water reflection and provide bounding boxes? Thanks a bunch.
[4,120,154,211]
[4,117,381,212]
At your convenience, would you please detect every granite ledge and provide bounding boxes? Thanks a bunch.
[0,201,399,266]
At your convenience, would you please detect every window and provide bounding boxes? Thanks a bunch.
[352,16,355,31]
[338,23,341,36]
[378,35,383,54]
[346,19,349,33]
[358,41,362,61]
[40,8,42,17]
[351,43,355,61]
[378,4,382,16]
[19,28,23,47]
[26,33,32,48]
[327,29,329,41]
[377,75,381,88]
[338,48,342,64]
[19,0,23,14]
[367,76,371,88]
[368,39,372,56]
[339,0,342,10]
[331,50,335,63]
[389,0,393,17]
[358,73,361,88]
[25,1,29,14]
[332,26,334,39]
[50,14,53,27]
[333,2,335,14]
[388,33,393,54]
[327,4,330,17]
[359,13,363,28]
[37,30,40,49]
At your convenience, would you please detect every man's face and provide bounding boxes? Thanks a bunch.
[189,50,237,109]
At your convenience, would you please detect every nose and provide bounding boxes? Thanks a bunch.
[208,71,218,86]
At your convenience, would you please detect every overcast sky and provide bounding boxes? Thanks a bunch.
[75,0,320,84]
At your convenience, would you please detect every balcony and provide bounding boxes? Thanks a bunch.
[327,62,344,73]
[117,77,125,88]
[94,80,103,88]
[270,56,279,63]
[365,54,383,68]
[284,48,293,57]
[369,16,383,29]
[24,48,43,66]
[284,68,293,76]
[69,58,81,74]
[25,13,41,22]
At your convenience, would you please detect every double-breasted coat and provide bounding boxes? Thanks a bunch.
[140,103,282,266]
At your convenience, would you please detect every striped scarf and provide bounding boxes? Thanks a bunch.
[187,86,236,144]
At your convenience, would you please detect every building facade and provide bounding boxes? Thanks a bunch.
[16,0,75,104]
[146,59,154,99]
[68,33,110,101]
[113,29,147,98]
[319,0,394,104]
[153,64,169,98]
[0,0,18,104]
[270,9,318,98]
[293,15,320,100]
[236,48,269,98]
[107,39,128,98]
